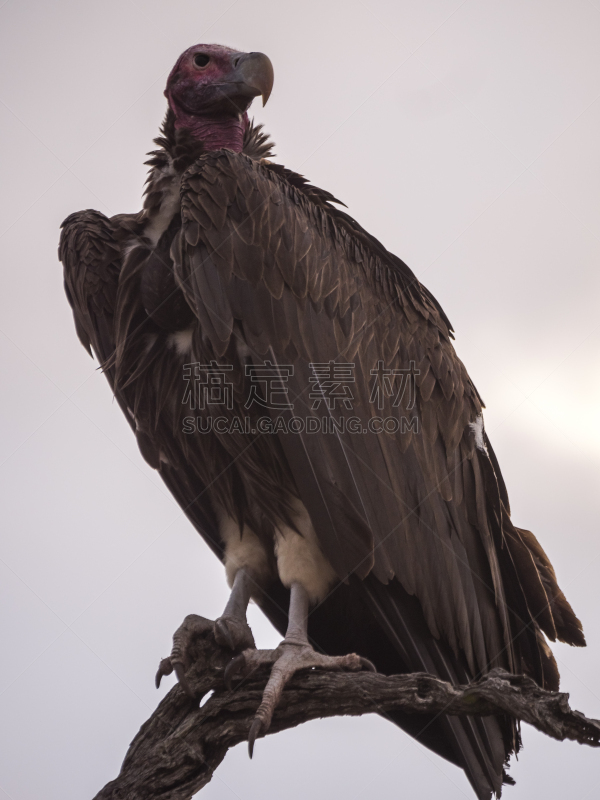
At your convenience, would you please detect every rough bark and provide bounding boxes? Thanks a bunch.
[93,617,600,800]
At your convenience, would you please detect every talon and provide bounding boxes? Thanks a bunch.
[224,653,247,690]
[360,657,377,673]
[236,637,376,755]
[155,657,174,689]
[248,716,264,758]
[174,661,195,698]
[158,614,216,696]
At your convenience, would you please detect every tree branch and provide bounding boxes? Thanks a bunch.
[93,617,600,800]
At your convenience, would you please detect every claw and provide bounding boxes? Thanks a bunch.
[155,657,174,689]
[156,614,215,696]
[174,661,195,698]
[224,653,247,690]
[239,640,375,757]
[360,657,377,673]
[248,716,264,758]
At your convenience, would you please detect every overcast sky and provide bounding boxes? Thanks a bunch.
[1,1,599,798]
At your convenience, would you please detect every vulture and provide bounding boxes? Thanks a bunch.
[59,44,585,799]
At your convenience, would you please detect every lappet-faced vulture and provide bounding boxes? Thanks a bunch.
[59,44,585,799]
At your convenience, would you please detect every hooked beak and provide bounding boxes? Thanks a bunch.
[227,51,274,107]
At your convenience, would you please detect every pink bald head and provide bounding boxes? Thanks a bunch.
[164,44,274,152]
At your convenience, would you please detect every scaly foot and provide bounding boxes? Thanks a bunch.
[224,638,376,755]
[156,613,255,697]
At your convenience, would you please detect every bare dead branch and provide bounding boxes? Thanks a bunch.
[93,617,600,800]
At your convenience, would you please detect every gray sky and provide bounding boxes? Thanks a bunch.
[1,0,599,798]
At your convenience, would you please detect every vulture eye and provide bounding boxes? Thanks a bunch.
[193,53,210,68]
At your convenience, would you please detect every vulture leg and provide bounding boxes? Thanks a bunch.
[214,568,256,651]
[155,569,256,696]
[224,582,375,756]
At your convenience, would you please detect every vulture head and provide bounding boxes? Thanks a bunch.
[164,44,274,151]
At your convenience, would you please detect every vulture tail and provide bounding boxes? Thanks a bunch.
[293,577,513,799]
[361,578,511,799]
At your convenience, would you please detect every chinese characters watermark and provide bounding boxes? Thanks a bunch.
[181,359,419,436]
